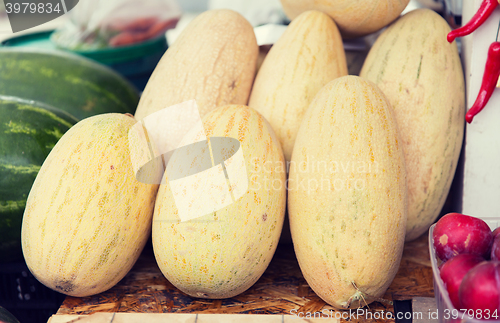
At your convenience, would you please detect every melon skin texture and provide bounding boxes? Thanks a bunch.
[152,105,286,299]
[134,9,258,120]
[280,0,410,38]
[288,76,407,309]
[360,9,465,242]
[21,114,159,297]
[248,10,347,162]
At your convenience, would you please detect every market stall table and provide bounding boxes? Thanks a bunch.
[49,232,435,323]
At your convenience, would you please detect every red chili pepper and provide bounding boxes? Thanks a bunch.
[447,0,499,43]
[466,42,500,123]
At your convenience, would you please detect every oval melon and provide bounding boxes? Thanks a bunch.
[288,75,407,309]
[279,0,410,38]
[359,8,465,241]
[134,10,258,120]
[21,113,158,297]
[248,10,347,162]
[152,105,286,299]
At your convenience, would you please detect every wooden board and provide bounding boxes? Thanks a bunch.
[49,313,344,323]
[54,232,434,323]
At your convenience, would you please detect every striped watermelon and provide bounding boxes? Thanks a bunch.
[0,306,20,323]
[0,48,142,262]
[0,96,76,262]
[0,48,140,120]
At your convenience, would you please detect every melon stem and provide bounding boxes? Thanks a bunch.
[342,281,393,309]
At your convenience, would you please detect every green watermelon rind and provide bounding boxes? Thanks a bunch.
[0,306,20,323]
[0,96,76,263]
[0,47,140,120]
[0,95,79,125]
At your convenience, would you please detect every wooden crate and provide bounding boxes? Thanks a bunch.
[49,232,434,323]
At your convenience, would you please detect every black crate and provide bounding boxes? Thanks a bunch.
[0,261,65,323]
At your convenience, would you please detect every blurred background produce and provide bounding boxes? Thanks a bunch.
[50,0,181,50]
[1,0,181,91]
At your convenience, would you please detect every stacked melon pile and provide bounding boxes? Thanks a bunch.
[14,0,465,310]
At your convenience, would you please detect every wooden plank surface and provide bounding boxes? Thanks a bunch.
[413,297,439,323]
[54,231,434,323]
[48,313,343,323]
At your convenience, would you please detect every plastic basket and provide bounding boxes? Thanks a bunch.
[0,261,65,323]
[429,217,500,323]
